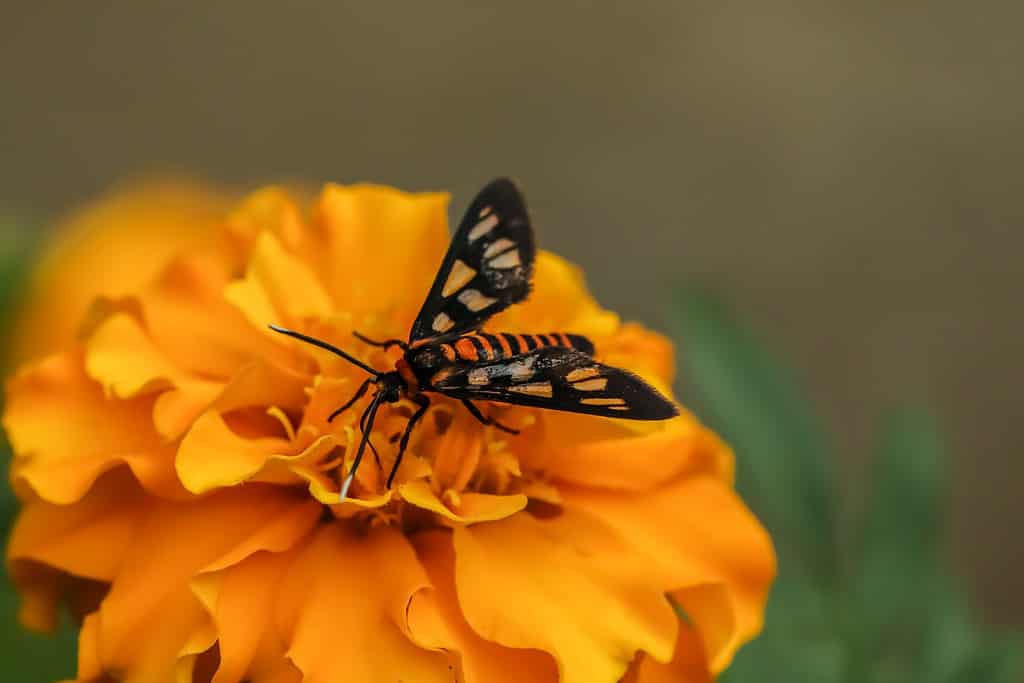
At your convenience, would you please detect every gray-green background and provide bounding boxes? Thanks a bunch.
[2,0,1020,630]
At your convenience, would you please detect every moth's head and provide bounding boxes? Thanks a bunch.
[377,372,404,403]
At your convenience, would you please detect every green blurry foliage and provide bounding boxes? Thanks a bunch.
[671,288,1022,683]
[0,215,78,681]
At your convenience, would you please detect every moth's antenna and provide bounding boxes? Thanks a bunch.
[339,391,385,501]
[268,325,380,377]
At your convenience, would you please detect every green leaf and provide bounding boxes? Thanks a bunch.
[669,287,838,584]
[846,408,948,673]
[721,572,843,682]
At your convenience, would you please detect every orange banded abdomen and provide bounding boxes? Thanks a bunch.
[443,332,594,362]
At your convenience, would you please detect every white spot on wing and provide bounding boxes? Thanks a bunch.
[457,288,498,312]
[433,312,454,333]
[483,238,515,259]
[508,382,553,398]
[573,378,608,391]
[488,249,521,269]
[468,368,489,385]
[566,367,600,382]
[468,214,499,242]
[581,397,627,406]
[442,259,477,297]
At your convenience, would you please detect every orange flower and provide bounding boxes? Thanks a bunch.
[5,181,775,683]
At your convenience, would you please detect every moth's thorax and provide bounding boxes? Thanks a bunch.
[394,357,420,396]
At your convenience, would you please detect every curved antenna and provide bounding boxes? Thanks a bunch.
[268,325,380,377]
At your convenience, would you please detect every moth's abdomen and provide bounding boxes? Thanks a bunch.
[442,332,594,362]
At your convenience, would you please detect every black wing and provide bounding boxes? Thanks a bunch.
[408,178,535,343]
[430,346,678,420]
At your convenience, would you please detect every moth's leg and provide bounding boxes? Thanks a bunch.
[460,399,520,435]
[353,331,410,353]
[387,394,430,488]
[357,391,382,468]
[328,377,373,422]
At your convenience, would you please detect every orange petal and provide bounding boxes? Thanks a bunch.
[600,322,677,389]
[399,479,527,524]
[275,524,452,683]
[94,486,318,680]
[224,230,334,333]
[313,184,450,330]
[4,351,185,503]
[8,179,232,366]
[176,408,315,494]
[488,251,620,342]
[7,469,148,631]
[539,413,734,493]
[204,550,296,683]
[140,255,297,379]
[453,511,678,683]
[563,477,776,672]
[408,530,559,683]
[621,620,713,683]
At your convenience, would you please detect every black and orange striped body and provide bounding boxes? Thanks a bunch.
[406,332,594,389]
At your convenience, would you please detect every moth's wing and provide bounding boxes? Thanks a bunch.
[408,178,535,343]
[431,346,678,420]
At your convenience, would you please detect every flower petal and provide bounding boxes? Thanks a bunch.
[453,511,678,683]
[563,476,776,672]
[275,524,452,683]
[539,413,733,493]
[408,530,558,683]
[9,179,232,366]
[7,469,148,631]
[203,550,295,683]
[94,486,317,680]
[140,255,297,379]
[312,184,450,330]
[621,620,713,683]
[399,479,527,524]
[4,351,185,503]
[224,230,334,332]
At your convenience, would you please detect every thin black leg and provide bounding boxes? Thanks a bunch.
[460,399,520,435]
[353,331,409,353]
[339,392,385,500]
[386,394,430,488]
[328,377,372,422]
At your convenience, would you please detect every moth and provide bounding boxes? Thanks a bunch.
[270,178,678,500]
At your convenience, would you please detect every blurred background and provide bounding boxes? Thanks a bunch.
[1,1,1021,680]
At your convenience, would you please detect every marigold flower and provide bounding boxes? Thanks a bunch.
[5,181,775,683]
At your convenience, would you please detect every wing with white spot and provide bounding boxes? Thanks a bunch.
[408,178,535,343]
[430,346,679,420]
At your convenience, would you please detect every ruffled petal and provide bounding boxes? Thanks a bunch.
[621,620,713,683]
[453,511,678,683]
[9,179,232,366]
[538,413,733,492]
[399,479,527,524]
[312,184,450,330]
[7,469,148,631]
[139,255,297,379]
[224,231,334,333]
[563,477,776,673]
[408,530,558,683]
[4,351,185,503]
[93,486,318,680]
[275,524,452,683]
[176,410,292,494]
[202,550,296,683]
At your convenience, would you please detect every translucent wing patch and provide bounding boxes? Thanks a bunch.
[408,178,535,342]
[429,346,678,420]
